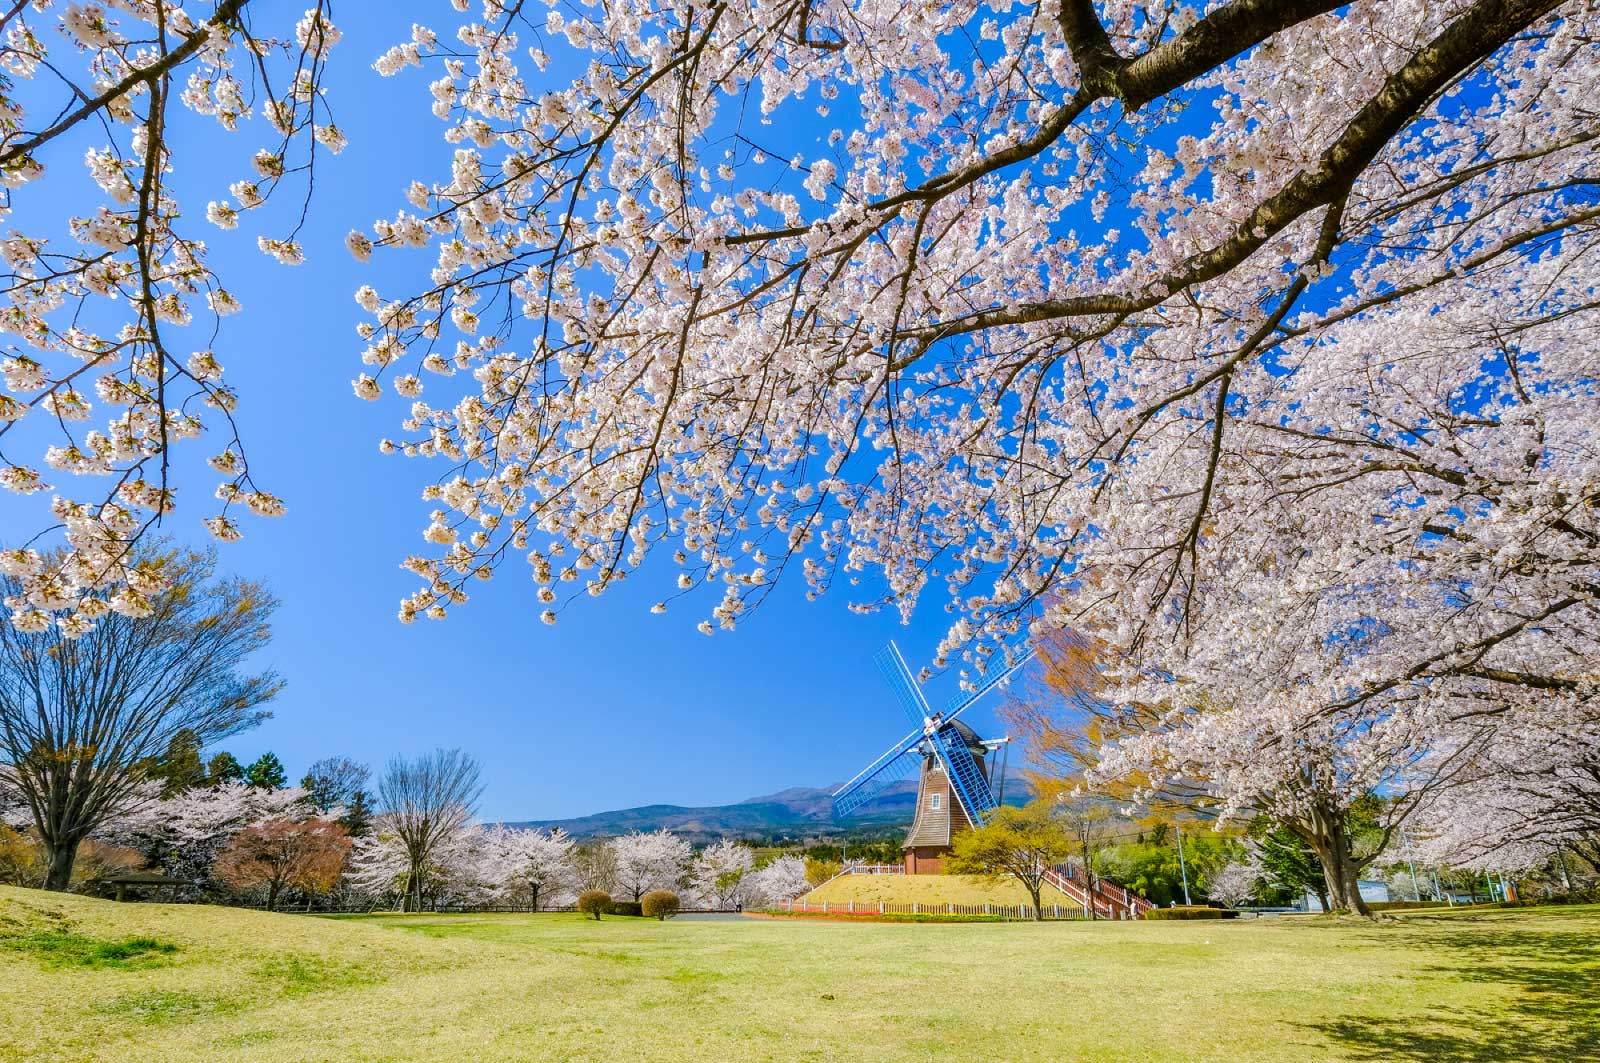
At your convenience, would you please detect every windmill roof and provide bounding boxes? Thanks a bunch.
[943,718,985,751]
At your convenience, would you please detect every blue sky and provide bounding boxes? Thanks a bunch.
[1,3,1018,821]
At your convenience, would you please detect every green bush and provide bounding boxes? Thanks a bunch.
[608,900,644,917]
[1143,905,1226,920]
[641,890,680,921]
[576,890,611,920]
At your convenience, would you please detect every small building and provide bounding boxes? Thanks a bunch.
[902,720,990,874]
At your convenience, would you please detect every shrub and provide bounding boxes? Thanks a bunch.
[608,900,644,917]
[1143,905,1226,920]
[641,890,680,920]
[577,890,611,920]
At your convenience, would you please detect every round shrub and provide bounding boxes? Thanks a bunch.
[577,889,611,920]
[641,890,680,921]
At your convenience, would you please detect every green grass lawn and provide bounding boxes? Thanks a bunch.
[2,885,1596,1063]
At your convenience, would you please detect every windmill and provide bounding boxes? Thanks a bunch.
[832,642,1033,873]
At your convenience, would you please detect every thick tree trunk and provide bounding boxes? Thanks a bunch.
[266,880,281,912]
[1302,804,1371,915]
[1029,881,1044,921]
[42,835,82,892]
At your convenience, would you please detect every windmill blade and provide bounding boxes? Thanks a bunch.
[940,647,1037,724]
[930,725,999,829]
[832,726,923,819]
[875,641,932,728]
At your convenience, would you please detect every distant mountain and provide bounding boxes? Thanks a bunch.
[504,773,1030,843]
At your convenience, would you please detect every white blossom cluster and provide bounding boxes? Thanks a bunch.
[346,820,581,908]
[103,780,310,881]
[1,1,342,635]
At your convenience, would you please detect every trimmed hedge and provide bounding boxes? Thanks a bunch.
[641,890,680,920]
[576,890,611,919]
[608,900,644,917]
[1143,905,1227,920]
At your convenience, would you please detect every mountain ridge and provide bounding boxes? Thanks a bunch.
[502,775,1030,842]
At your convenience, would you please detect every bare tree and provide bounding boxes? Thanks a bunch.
[301,757,371,815]
[0,548,279,890]
[377,749,482,912]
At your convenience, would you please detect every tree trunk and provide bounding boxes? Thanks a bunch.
[530,883,539,913]
[1029,881,1044,921]
[266,880,280,912]
[42,834,82,892]
[1302,804,1370,916]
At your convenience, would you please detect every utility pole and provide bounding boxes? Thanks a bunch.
[1176,822,1192,906]
[1400,828,1422,902]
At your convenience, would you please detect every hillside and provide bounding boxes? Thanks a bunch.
[802,873,1080,909]
[504,774,1031,842]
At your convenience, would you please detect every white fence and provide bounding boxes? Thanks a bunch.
[776,898,1088,920]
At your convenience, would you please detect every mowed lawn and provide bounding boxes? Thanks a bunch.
[2,886,1596,1063]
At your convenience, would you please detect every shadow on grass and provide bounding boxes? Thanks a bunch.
[1306,915,1600,1062]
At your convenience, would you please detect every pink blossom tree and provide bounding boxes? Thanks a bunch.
[608,829,691,903]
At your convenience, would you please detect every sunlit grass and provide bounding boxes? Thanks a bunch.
[2,884,1595,1063]
[801,871,1079,907]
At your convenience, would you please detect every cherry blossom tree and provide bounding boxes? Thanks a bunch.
[106,778,307,884]
[342,1,1596,910]
[688,838,754,908]
[215,815,350,910]
[1205,858,1260,909]
[740,854,810,909]
[1,1,343,621]
[608,829,690,903]
[1409,716,1600,874]
[473,823,578,909]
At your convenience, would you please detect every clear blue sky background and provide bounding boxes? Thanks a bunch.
[2,3,1020,821]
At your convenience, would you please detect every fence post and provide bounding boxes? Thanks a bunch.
[849,900,855,913]
[824,901,829,914]
[913,901,918,914]
[879,900,884,914]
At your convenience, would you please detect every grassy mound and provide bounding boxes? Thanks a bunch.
[3,885,1598,1062]
[801,872,1079,908]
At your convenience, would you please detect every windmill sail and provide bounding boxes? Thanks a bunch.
[874,642,931,727]
[831,726,923,818]
[930,725,998,827]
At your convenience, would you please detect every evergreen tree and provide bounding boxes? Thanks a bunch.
[151,729,206,797]
[1253,823,1329,910]
[245,752,288,790]
[207,752,245,785]
[341,790,374,837]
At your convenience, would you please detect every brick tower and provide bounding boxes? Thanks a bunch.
[902,719,989,874]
